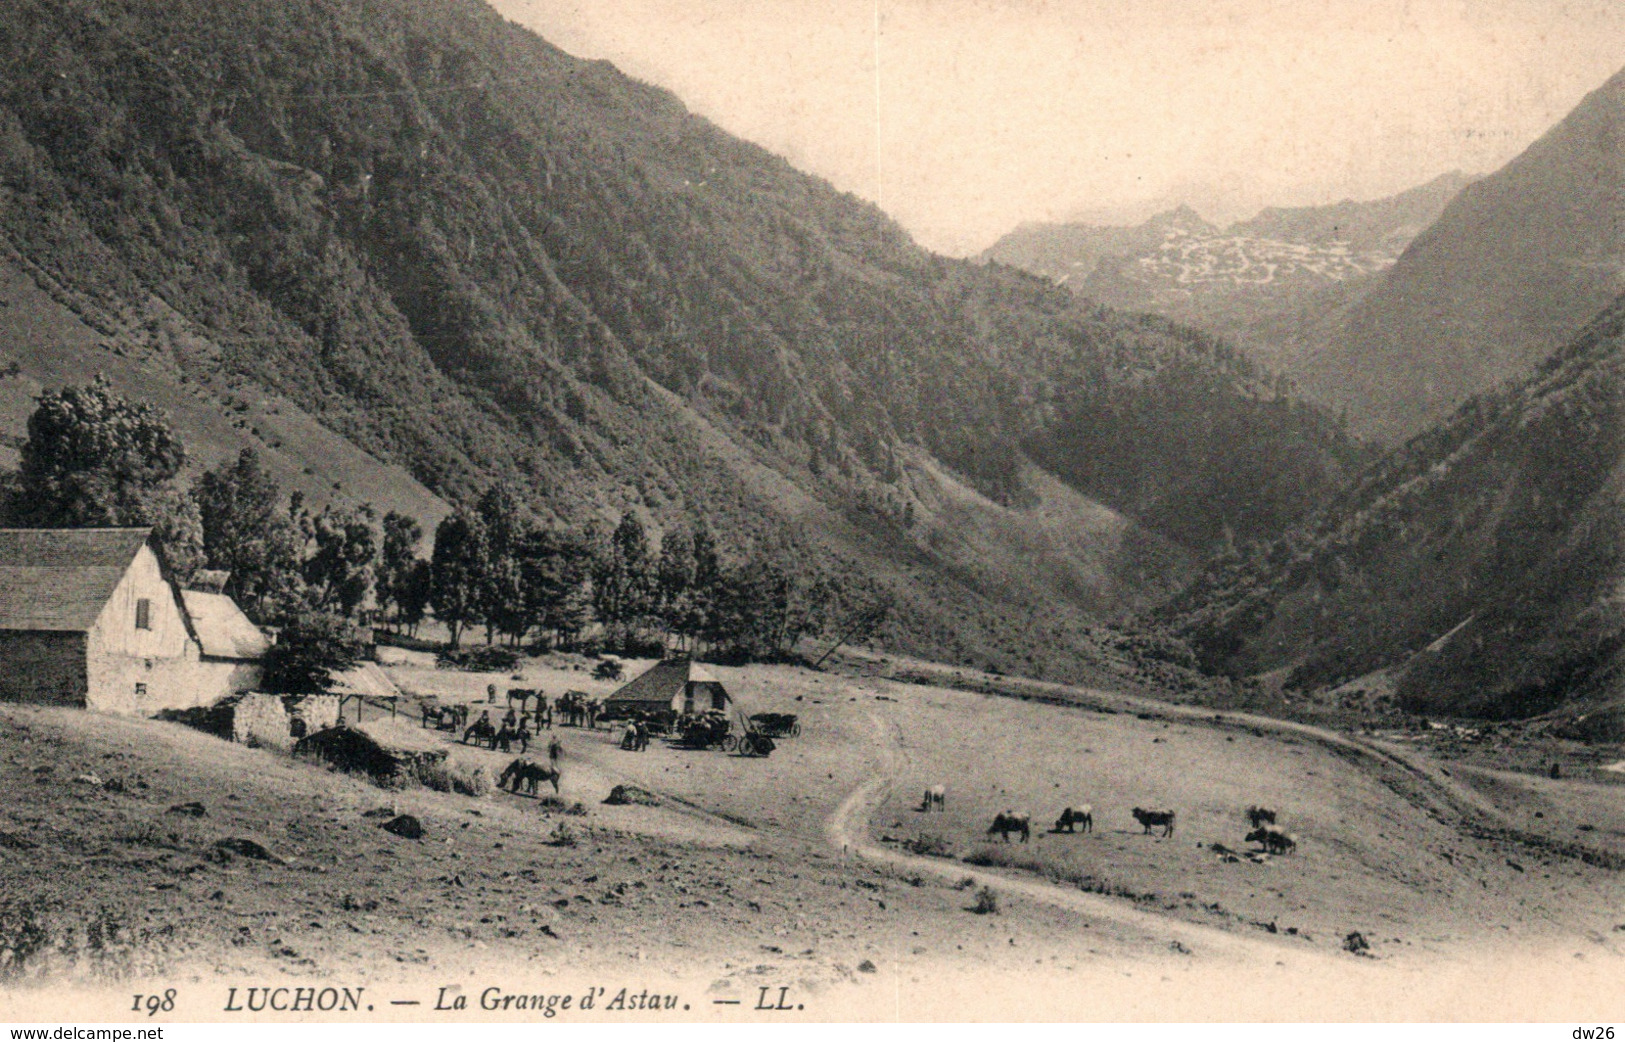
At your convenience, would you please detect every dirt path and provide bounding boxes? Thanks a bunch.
[821,709,1334,967]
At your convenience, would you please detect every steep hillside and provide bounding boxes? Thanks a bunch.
[982,174,1470,377]
[1302,67,1625,440]
[1158,295,1625,720]
[0,0,1361,676]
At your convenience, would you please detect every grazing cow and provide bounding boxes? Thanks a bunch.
[1246,805,1277,829]
[921,785,946,812]
[498,758,561,795]
[1132,807,1176,837]
[1054,805,1093,833]
[1246,824,1296,855]
[987,810,1031,844]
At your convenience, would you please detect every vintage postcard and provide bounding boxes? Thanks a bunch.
[1,0,1623,1026]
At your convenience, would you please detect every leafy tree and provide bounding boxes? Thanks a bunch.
[15,376,202,576]
[192,449,303,622]
[431,509,485,647]
[377,510,424,629]
[654,527,694,650]
[262,611,369,694]
[396,559,434,637]
[518,526,593,650]
[592,512,654,648]
[475,485,529,644]
[302,504,378,617]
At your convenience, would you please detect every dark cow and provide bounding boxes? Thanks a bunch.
[1246,824,1296,855]
[1132,807,1176,837]
[987,811,1031,844]
[1246,806,1277,829]
[1054,805,1093,833]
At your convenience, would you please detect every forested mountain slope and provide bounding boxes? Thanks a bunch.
[1302,66,1625,440]
[0,0,1362,677]
[1159,295,1625,719]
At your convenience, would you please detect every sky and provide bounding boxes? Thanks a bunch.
[488,0,1625,256]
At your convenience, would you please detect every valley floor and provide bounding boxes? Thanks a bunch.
[1,654,1621,1021]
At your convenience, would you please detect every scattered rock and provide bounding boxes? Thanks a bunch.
[167,802,207,817]
[1506,859,1525,873]
[857,959,877,973]
[604,785,660,806]
[73,773,103,787]
[1343,931,1371,956]
[214,838,286,864]
[1169,940,1191,954]
[381,815,425,840]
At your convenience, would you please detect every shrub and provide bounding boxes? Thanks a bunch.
[546,822,578,847]
[593,658,625,682]
[436,645,521,673]
[971,886,999,915]
[537,797,587,816]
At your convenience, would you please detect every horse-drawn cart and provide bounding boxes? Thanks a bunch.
[733,731,777,757]
[748,712,800,738]
[675,711,732,750]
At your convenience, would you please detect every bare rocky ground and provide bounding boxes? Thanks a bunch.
[1,651,1623,1021]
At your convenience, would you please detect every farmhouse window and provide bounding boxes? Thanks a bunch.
[135,598,152,630]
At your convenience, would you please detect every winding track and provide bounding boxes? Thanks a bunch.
[820,709,1336,965]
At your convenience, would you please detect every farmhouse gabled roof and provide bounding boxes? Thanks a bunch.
[604,658,729,709]
[0,528,152,632]
[178,589,269,661]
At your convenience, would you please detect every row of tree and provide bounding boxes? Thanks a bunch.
[425,489,856,660]
[1,377,878,662]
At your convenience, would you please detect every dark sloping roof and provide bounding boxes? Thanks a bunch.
[179,589,269,660]
[0,528,152,632]
[604,659,730,709]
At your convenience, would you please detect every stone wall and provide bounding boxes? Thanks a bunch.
[230,693,340,751]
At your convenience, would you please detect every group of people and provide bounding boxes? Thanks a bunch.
[463,708,566,764]
[618,712,656,752]
[552,690,602,729]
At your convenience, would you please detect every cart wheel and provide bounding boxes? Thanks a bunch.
[790,723,802,737]
[721,734,738,752]
[740,737,756,757]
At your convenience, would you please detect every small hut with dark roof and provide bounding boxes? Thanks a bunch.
[0,528,265,715]
[602,658,739,724]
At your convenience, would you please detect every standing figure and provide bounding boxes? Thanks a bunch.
[548,735,562,767]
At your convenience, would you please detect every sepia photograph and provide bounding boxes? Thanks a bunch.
[0,0,1623,1025]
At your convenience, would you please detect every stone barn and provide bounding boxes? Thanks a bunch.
[179,587,269,703]
[0,528,265,715]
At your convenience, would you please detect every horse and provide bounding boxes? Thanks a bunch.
[497,758,561,795]
[1246,824,1295,855]
[1054,805,1093,833]
[1132,807,1176,836]
[987,811,1031,844]
[921,785,946,812]
[1246,805,1277,829]
[463,718,495,748]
